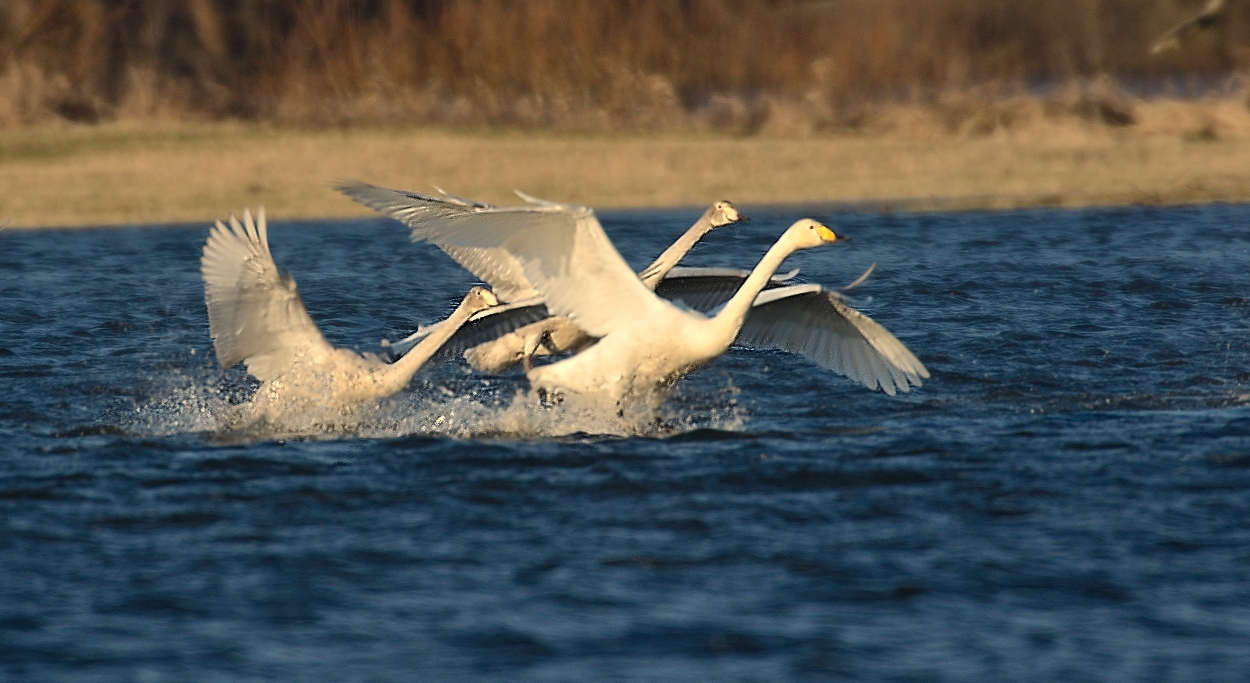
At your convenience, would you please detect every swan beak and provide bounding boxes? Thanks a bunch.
[816,224,841,242]
[481,289,500,306]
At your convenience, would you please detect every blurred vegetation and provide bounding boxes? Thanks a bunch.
[2,0,1249,130]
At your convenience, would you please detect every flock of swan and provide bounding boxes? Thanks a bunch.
[191,3,1238,430]
[200,182,929,427]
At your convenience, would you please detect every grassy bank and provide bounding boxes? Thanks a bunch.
[3,98,1250,229]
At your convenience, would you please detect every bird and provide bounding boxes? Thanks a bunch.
[1151,0,1229,55]
[200,207,500,419]
[341,182,924,396]
[338,182,747,372]
[650,262,929,396]
[330,188,927,411]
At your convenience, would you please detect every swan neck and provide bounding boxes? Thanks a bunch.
[712,237,795,333]
[639,215,713,289]
[387,300,475,381]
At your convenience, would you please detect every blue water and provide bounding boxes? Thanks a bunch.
[2,203,1250,681]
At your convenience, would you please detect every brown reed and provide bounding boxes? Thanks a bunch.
[1,0,1249,130]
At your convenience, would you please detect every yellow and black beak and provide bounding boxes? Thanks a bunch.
[816,224,844,242]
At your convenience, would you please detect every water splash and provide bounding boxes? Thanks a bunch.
[123,372,748,442]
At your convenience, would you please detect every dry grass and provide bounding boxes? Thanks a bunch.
[4,0,1250,229]
[4,94,1250,229]
[3,1,1250,129]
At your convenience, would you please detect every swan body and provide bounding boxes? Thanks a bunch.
[464,197,746,372]
[464,313,593,373]
[442,261,924,395]
[337,181,744,371]
[518,219,844,406]
[200,208,499,417]
[393,265,807,372]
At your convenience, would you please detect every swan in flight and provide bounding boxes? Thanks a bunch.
[341,182,925,396]
[650,263,927,395]
[338,182,746,372]
[200,208,499,417]
[333,189,925,409]
[1151,0,1229,54]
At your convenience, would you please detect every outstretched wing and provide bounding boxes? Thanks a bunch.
[735,285,929,395]
[655,266,800,312]
[200,208,334,381]
[336,181,669,338]
[338,181,540,303]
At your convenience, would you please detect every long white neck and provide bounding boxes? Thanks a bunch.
[707,234,799,340]
[638,211,716,289]
[381,298,478,385]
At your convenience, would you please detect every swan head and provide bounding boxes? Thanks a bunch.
[707,200,747,228]
[786,219,843,249]
[462,286,501,314]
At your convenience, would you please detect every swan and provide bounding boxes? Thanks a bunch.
[464,195,750,372]
[337,181,746,372]
[461,260,802,374]
[341,182,925,395]
[655,265,927,394]
[200,207,499,417]
[1151,0,1228,54]
[333,188,918,410]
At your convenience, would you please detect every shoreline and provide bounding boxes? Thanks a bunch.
[3,115,1250,229]
[1,193,1105,233]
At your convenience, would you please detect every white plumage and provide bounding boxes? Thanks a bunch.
[333,186,927,408]
[339,182,746,372]
[200,207,499,417]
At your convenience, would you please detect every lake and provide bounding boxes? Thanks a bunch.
[2,202,1249,681]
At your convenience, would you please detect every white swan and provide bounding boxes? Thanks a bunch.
[1151,0,1228,55]
[656,266,927,394]
[463,262,799,374]
[465,195,749,372]
[200,208,499,417]
[341,183,925,396]
[338,182,745,371]
[334,189,921,409]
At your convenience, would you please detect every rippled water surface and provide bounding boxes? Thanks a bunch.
[3,203,1250,681]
